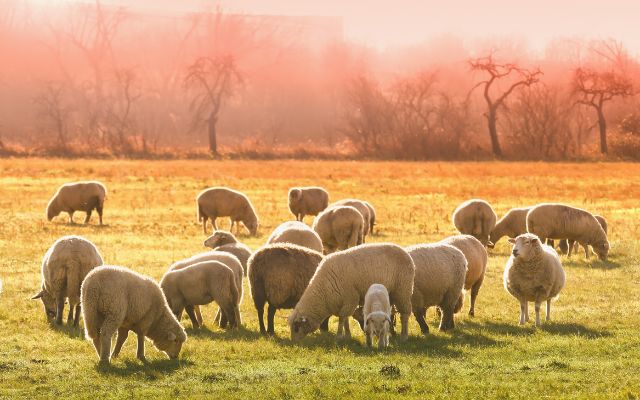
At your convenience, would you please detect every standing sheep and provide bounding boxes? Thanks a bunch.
[489,207,531,248]
[312,206,364,254]
[81,266,187,364]
[330,199,371,239]
[288,187,329,222]
[32,235,103,326]
[203,230,252,274]
[288,243,415,342]
[504,233,566,327]
[439,234,487,317]
[247,243,325,335]
[564,215,609,257]
[161,261,241,329]
[197,187,259,236]
[452,199,497,247]
[406,243,467,333]
[526,203,610,260]
[266,221,324,253]
[363,284,392,350]
[46,181,107,225]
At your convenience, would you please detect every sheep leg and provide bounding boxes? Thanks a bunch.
[185,305,200,328]
[378,334,386,350]
[111,328,129,358]
[342,317,351,339]
[398,313,409,341]
[267,304,277,335]
[365,331,372,347]
[219,309,229,328]
[84,210,92,224]
[229,220,235,232]
[469,278,483,317]
[55,295,65,325]
[438,306,455,332]
[567,240,574,257]
[519,300,527,325]
[98,319,118,364]
[73,304,82,327]
[97,204,103,225]
[202,216,208,234]
[195,306,203,327]
[67,305,74,325]
[136,332,147,362]
[336,317,344,337]
[212,217,218,231]
[414,308,429,335]
[534,301,542,327]
[583,244,590,259]
[319,318,329,332]
[68,211,75,224]
[546,299,551,322]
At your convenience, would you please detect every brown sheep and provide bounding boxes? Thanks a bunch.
[288,187,329,222]
[197,187,259,236]
[452,199,497,246]
[46,181,107,225]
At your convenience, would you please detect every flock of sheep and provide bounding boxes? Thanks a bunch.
[33,181,611,363]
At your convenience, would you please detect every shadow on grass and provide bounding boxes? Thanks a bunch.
[464,320,611,339]
[49,321,86,339]
[96,357,193,377]
[563,257,622,270]
[185,325,263,342]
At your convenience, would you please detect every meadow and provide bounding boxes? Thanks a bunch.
[0,158,639,399]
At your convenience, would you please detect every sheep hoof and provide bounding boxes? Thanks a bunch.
[468,310,475,317]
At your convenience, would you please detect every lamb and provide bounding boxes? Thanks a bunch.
[563,215,609,257]
[169,251,243,328]
[160,260,241,329]
[32,235,103,326]
[504,233,566,327]
[266,221,324,253]
[489,207,531,248]
[288,187,329,221]
[330,199,371,238]
[203,230,252,275]
[288,243,415,342]
[406,243,467,334]
[452,199,497,247]
[46,181,107,225]
[197,187,259,236]
[81,265,187,364]
[312,205,364,254]
[526,203,610,260]
[364,201,376,235]
[363,284,392,349]
[438,234,487,317]
[247,243,325,335]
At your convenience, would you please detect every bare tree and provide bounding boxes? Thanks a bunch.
[469,53,542,158]
[105,68,140,154]
[34,81,73,151]
[185,55,242,154]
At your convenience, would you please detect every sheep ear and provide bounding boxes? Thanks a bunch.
[31,290,45,300]
[507,238,516,244]
[167,332,176,341]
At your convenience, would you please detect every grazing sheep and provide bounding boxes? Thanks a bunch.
[452,199,497,247]
[169,251,243,328]
[330,199,371,238]
[197,187,259,236]
[439,234,487,317]
[489,207,531,248]
[288,243,415,342]
[364,201,376,235]
[248,243,325,335]
[288,187,329,221]
[363,284,392,349]
[46,181,107,225]
[81,265,187,364]
[266,221,324,253]
[564,215,609,257]
[527,203,610,260]
[406,243,467,334]
[312,206,364,254]
[32,236,103,326]
[203,230,252,275]
[161,261,241,329]
[504,233,566,327]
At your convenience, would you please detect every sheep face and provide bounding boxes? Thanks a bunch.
[288,312,318,340]
[46,201,60,221]
[365,312,391,341]
[244,219,259,236]
[592,240,610,261]
[508,234,541,261]
[32,288,56,319]
[288,188,302,203]
[153,330,186,359]
[204,231,236,248]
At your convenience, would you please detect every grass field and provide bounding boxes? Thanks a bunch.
[0,159,639,399]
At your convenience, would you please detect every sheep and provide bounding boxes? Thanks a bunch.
[46,181,107,225]
[312,205,364,254]
[288,243,415,342]
[266,221,324,253]
[288,187,329,221]
[160,260,241,330]
[247,243,325,335]
[32,235,103,326]
[563,215,609,257]
[489,207,531,248]
[364,201,376,235]
[438,234,487,317]
[452,199,497,247]
[526,203,610,260]
[363,284,392,349]
[203,230,252,275]
[197,187,259,236]
[169,251,243,328]
[406,243,467,334]
[504,233,566,327]
[330,199,371,238]
[81,265,187,364]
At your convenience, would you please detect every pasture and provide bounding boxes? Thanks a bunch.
[0,159,639,399]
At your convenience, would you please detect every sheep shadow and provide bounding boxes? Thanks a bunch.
[563,258,622,270]
[49,321,86,339]
[185,325,263,342]
[540,322,611,339]
[96,357,192,377]
[464,320,611,339]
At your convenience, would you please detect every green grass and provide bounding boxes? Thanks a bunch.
[0,159,639,399]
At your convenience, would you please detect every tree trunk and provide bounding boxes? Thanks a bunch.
[208,113,218,154]
[597,107,608,154]
[487,108,503,158]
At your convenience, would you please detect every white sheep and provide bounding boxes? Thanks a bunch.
[312,205,364,254]
[364,201,376,235]
[203,230,252,275]
[288,187,329,221]
[266,221,324,253]
[363,284,392,349]
[197,187,259,236]
[81,265,187,364]
[565,215,609,257]
[406,243,467,333]
[288,243,415,342]
[452,199,497,247]
[46,181,107,225]
[32,235,103,326]
[504,233,566,327]
[330,199,371,239]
